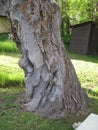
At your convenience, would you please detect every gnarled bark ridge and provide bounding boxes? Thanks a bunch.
[6,0,88,119]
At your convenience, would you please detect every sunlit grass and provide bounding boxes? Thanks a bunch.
[71,60,98,88]
[0,55,24,87]
[68,50,98,100]
[0,34,19,54]
[0,34,24,87]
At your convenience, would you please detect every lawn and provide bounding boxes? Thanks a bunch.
[0,34,98,130]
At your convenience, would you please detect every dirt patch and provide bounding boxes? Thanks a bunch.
[66,108,92,124]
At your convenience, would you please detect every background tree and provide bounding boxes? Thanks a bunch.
[55,0,98,44]
[4,0,88,119]
[56,0,71,44]
[95,2,98,26]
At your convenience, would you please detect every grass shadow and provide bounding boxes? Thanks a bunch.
[0,87,73,130]
[69,52,98,64]
[65,45,98,64]
[84,87,98,113]
[0,34,9,42]
[66,87,98,125]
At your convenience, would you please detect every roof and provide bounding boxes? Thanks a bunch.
[70,21,95,28]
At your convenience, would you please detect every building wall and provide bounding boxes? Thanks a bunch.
[88,27,98,54]
[70,23,91,54]
[0,16,11,33]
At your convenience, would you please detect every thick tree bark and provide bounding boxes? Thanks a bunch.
[5,0,88,119]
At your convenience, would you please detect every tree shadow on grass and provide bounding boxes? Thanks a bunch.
[66,87,98,125]
[84,87,98,113]
[65,45,98,63]
[0,34,8,42]
[69,52,98,64]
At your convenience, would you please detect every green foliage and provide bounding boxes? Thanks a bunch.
[67,0,98,25]
[0,34,19,54]
[56,0,98,42]
[0,34,8,41]
[62,33,71,44]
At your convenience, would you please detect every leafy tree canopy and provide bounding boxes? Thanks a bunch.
[56,0,98,38]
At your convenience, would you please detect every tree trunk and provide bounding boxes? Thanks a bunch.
[5,0,88,119]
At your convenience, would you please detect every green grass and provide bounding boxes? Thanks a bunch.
[0,55,24,87]
[0,88,72,130]
[0,34,23,87]
[71,57,98,88]
[0,34,19,54]
[69,53,98,96]
[0,34,98,130]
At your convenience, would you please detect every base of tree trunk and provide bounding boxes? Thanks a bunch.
[6,0,88,119]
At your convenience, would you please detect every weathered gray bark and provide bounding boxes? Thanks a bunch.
[0,0,6,16]
[5,0,88,119]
